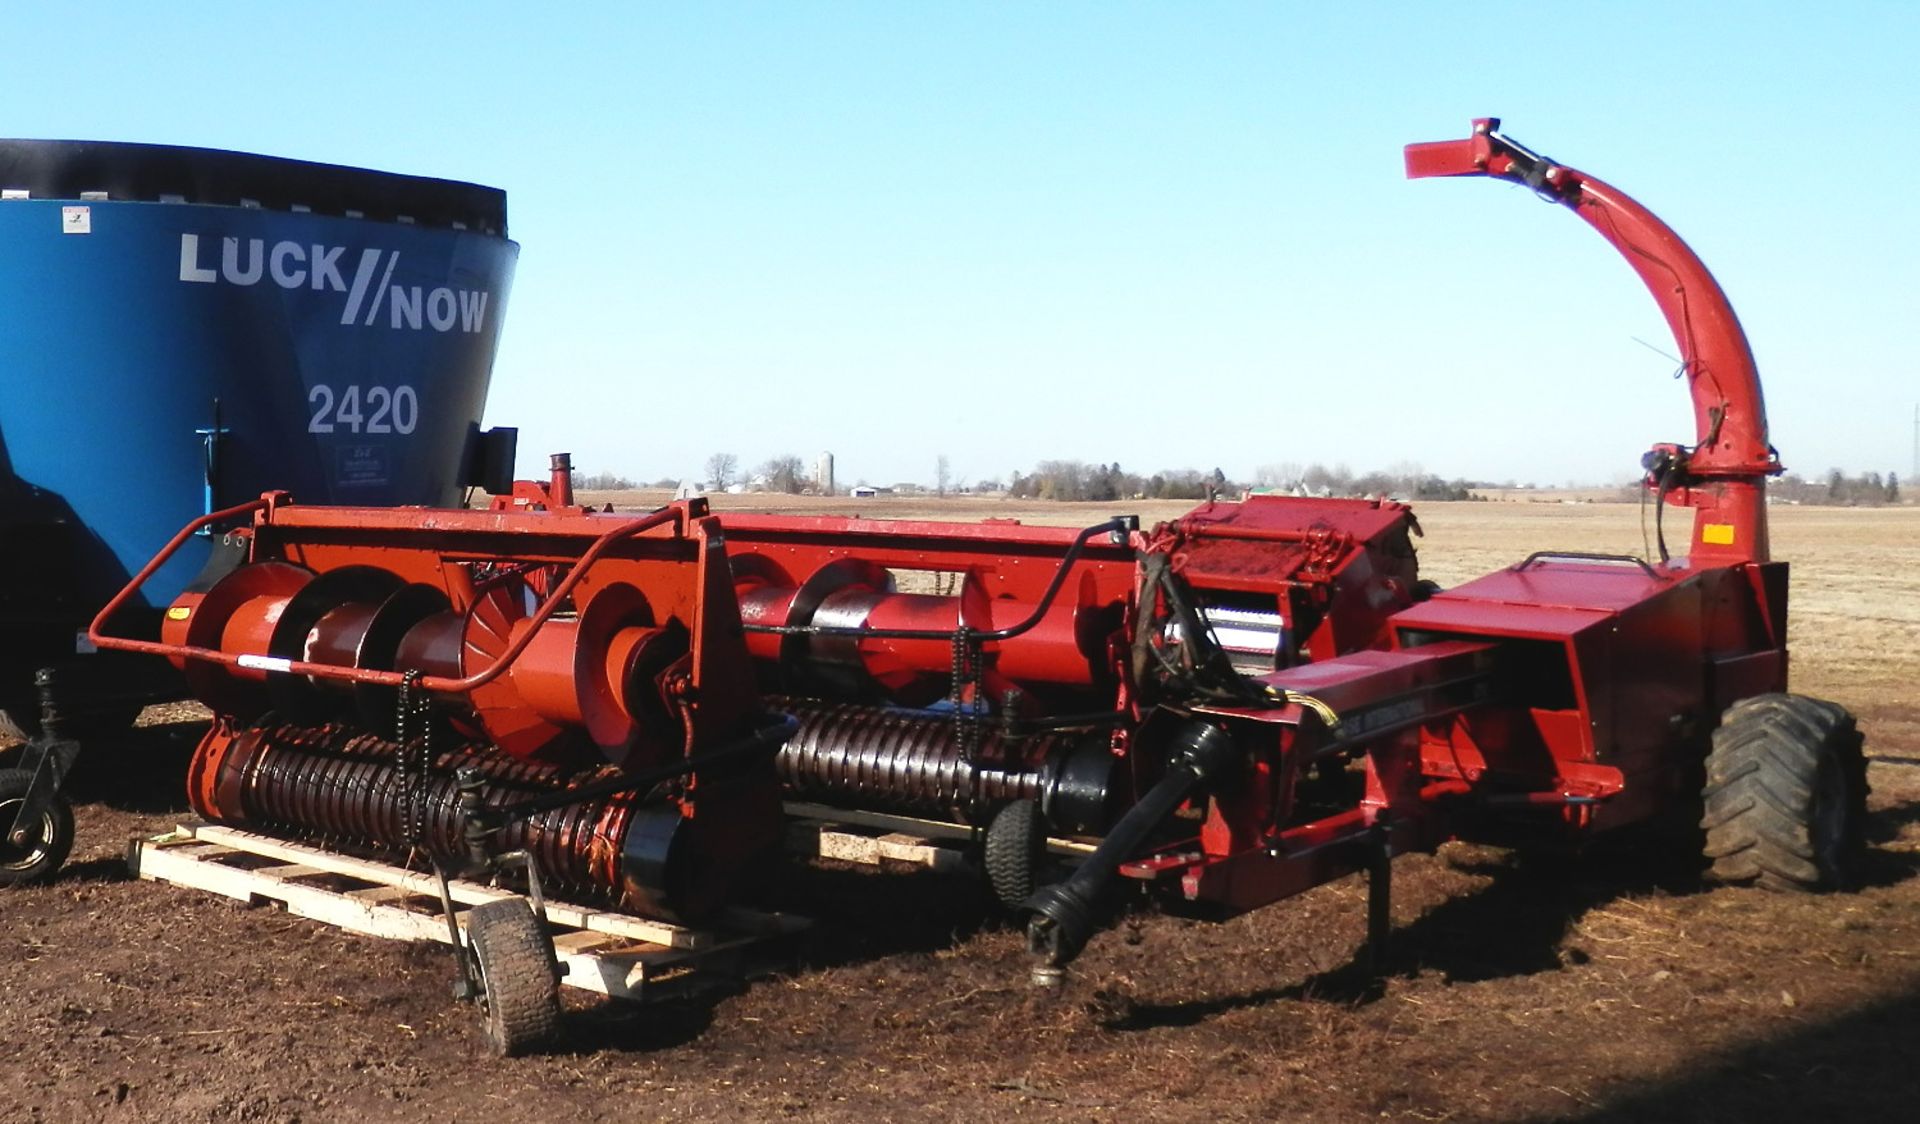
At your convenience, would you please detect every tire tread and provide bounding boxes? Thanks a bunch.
[1702,693,1867,891]
[985,800,1045,911]
[0,767,75,888]
[468,898,562,1056]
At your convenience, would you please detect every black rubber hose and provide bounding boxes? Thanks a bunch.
[1023,718,1241,971]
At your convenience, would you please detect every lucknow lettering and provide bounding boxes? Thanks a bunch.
[386,285,489,332]
[176,233,491,334]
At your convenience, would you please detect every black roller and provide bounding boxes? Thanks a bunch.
[774,699,1116,831]
[191,723,632,900]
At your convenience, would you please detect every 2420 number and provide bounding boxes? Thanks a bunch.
[307,384,418,435]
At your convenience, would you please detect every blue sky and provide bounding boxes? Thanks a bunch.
[7,2,1916,488]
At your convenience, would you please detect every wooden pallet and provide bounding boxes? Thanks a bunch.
[783,801,1095,875]
[128,823,806,1001]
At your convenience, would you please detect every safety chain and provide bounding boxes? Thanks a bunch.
[393,669,434,856]
[949,625,985,815]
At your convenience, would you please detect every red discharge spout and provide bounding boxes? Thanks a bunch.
[548,452,575,508]
[1405,118,1778,566]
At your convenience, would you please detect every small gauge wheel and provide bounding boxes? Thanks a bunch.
[985,799,1047,911]
[466,898,563,1056]
[0,768,75,888]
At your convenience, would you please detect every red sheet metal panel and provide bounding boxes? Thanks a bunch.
[1421,559,1675,613]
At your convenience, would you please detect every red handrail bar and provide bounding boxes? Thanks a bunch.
[89,498,691,696]
[89,494,278,638]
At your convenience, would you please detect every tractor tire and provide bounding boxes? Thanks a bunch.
[0,768,75,888]
[467,898,563,1057]
[1702,693,1867,892]
[985,799,1046,911]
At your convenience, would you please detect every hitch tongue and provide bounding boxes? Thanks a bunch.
[1022,718,1241,983]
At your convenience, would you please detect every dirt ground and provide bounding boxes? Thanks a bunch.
[3,499,1916,1123]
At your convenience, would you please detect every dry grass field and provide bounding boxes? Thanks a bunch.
[3,495,1916,1121]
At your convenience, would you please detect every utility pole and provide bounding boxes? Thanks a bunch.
[1913,403,1918,484]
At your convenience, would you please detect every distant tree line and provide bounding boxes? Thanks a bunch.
[577,456,1490,502]
[999,460,1482,502]
[574,455,817,494]
[1773,470,1902,506]
[1005,462,1228,501]
[710,452,822,494]
[1281,462,1481,502]
[1615,469,1904,506]
[574,470,638,490]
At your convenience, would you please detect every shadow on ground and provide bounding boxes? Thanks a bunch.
[1103,797,1920,1032]
[550,852,1012,1055]
[1563,983,1920,1122]
[58,717,204,813]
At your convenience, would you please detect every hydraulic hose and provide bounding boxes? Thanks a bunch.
[1023,716,1242,978]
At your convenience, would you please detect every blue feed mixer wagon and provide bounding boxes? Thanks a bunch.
[0,139,518,736]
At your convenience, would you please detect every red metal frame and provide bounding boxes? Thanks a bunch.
[92,499,691,697]
[92,498,766,765]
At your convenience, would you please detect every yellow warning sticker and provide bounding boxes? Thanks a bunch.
[1701,523,1737,546]
[166,606,192,621]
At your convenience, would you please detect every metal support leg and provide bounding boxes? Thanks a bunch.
[8,670,80,847]
[435,861,479,1000]
[1361,825,1392,979]
[442,766,560,1000]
